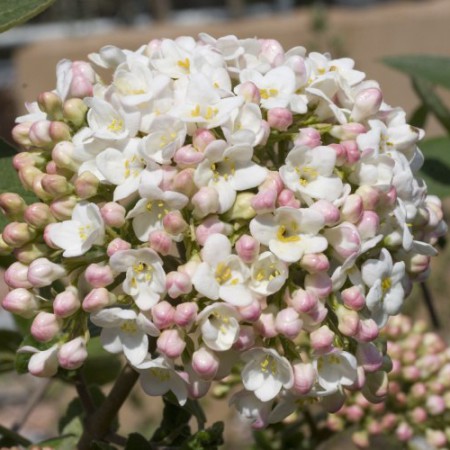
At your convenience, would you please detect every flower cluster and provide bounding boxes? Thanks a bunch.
[1,35,446,424]
[326,315,450,449]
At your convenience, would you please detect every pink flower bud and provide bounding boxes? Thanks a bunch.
[330,122,366,140]
[41,174,73,197]
[192,128,216,152]
[410,407,427,424]
[310,200,340,226]
[14,243,48,264]
[403,366,420,381]
[18,166,42,192]
[277,188,300,208]
[13,151,46,170]
[2,288,38,318]
[84,263,114,288]
[0,193,26,220]
[195,215,230,246]
[346,405,364,423]
[305,272,332,298]
[31,172,52,201]
[27,346,59,377]
[166,271,192,299]
[260,39,284,65]
[107,238,131,256]
[149,230,172,255]
[192,187,220,218]
[12,122,33,147]
[233,326,255,351]
[237,299,262,322]
[292,362,315,395]
[352,88,383,122]
[173,145,202,168]
[426,429,447,448]
[330,143,347,166]
[82,287,115,312]
[53,287,81,317]
[74,171,99,199]
[295,127,321,148]
[172,168,196,197]
[336,306,360,337]
[2,222,36,247]
[174,302,198,327]
[224,193,256,220]
[355,185,380,211]
[24,203,55,229]
[62,98,88,128]
[235,235,260,264]
[341,140,360,164]
[300,253,330,273]
[275,307,303,339]
[256,308,277,338]
[49,121,71,142]
[356,342,383,372]
[267,107,293,131]
[159,165,177,191]
[29,120,52,147]
[4,261,32,288]
[357,211,380,240]
[100,202,126,228]
[157,329,186,359]
[396,422,413,442]
[356,318,379,342]
[163,211,188,236]
[251,188,277,213]
[325,222,361,262]
[289,288,318,314]
[236,81,261,104]
[342,286,365,311]
[405,253,430,275]
[27,258,66,288]
[341,194,363,223]
[58,337,88,370]
[50,195,77,220]
[259,171,284,195]
[310,325,334,353]
[192,346,219,379]
[352,431,369,448]
[151,301,175,329]
[426,394,446,415]
[31,312,62,342]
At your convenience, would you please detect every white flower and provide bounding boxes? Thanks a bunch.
[361,248,405,327]
[250,207,327,263]
[90,307,159,365]
[196,303,241,351]
[314,350,358,393]
[250,251,288,296]
[229,390,272,429]
[109,248,166,311]
[194,139,267,213]
[192,233,253,307]
[127,181,189,242]
[241,348,294,402]
[280,145,343,203]
[48,202,104,257]
[348,149,395,187]
[136,355,188,405]
[95,138,146,201]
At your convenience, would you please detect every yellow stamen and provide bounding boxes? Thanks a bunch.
[108,118,124,132]
[277,225,300,243]
[177,58,190,72]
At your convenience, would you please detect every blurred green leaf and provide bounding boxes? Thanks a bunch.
[182,422,224,450]
[384,55,450,90]
[420,137,450,198]
[0,0,56,33]
[412,77,450,134]
[125,433,152,450]
[91,441,118,449]
[409,104,429,129]
[0,330,23,373]
[0,424,31,447]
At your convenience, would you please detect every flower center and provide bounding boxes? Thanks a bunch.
[296,166,318,186]
[260,355,277,375]
[107,118,124,132]
[260,88,278,100]
[177,58,190,73]
[276,224,300,243]
[131,262,154,287]
[381,277,392,292]
[215,262,239,285]
[255,263,281,282]
[210,158,236,182]
[78,224,92,241]
[120,319,138,334]
[146,201,169,219]
[190,104,218,120]
[150,367,171,381]
[211,311,232,335]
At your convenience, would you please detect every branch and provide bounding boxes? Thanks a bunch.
[77,364,139,449]
[73,371,96,415]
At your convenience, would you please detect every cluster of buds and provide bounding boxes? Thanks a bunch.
[326,315,450,449]
[1,35,446,425]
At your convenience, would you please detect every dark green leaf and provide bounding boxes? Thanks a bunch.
[0,0,56,33]
[420,137,450,197]
[0,423,31,446]
[182,422,224,450]
[409,104,429,129]
[383,55,450,90]
[35,434,81,447]
[125,433,152,450]
[90,441,118,450]
[182,399,206,430]
[0,329,22,353]
[412,77,450,134]
[0,138,17,157]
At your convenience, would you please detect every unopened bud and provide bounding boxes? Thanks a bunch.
[0,193,26,220]
[237,299,262,322]
[74,171,99,198]
[292,362,315,395]
[156,329,186,359]
[53,287,81,317]
[330,122,366,140]
[107,237,131,257]
[256,308,277,338]
[82,287,116,312]
[355,185,380,211]
[29,120,53,147]
[24,203,55,229]
[295,127,321,148]
[100,202,126,228]
[41,174,73,198]
[236,234,260,264]
[336,305,360,337]
[310,200,340,226]
[58,337,88,370]
[172,168,196,197]
[236,81,261,104]
[31,312,62,342]
[62,98,88,127]
[325,222,361,262]
[12,122,32,147]
[341,194,363,223]
[166,271,192,299]
[299,253,329,273]
[192,128,216,152]
[149,230,172,255]
[357,210,380,240]
[27,346,58,377]
[151,301,175,329]
[251,189,277,213]
[356,318,379,342]
[192,346,219,379]
[267,107,293,131]
[195,215,230,246]
[275,307,303,339]
[27,258,66,288]
[4,261,33,289]
[352,88,383,122]
[289,288,318,314]
[37,91,63,119]
[2,222,36,247]
[341,286,365,310]
[277,189,300,208]
[174,144,204,167]
[50,195,77,220]
[224,192,256,220]
[2,288,39,318]
[85,263,114,288]
[304,272,332,298]
[310,325,334,353]
[14,243,48,264]
[163,211,188,236]
[192,187,219,218]
[174,302,198,327]
[233,325,256,351]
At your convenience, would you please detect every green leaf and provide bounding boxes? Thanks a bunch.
[15,333,55,373]
[0,330,23,373]
[90,441,118,450]
[409,104,429,129]
[0,423,31,447]
[182,422,224,450]
[0,0,56,33]
[383,55,450,90]
[420,137,450,197]
[412,77,450,134]
[125,433,152,450]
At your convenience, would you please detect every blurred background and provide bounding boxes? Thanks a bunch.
[0,0,450,448]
